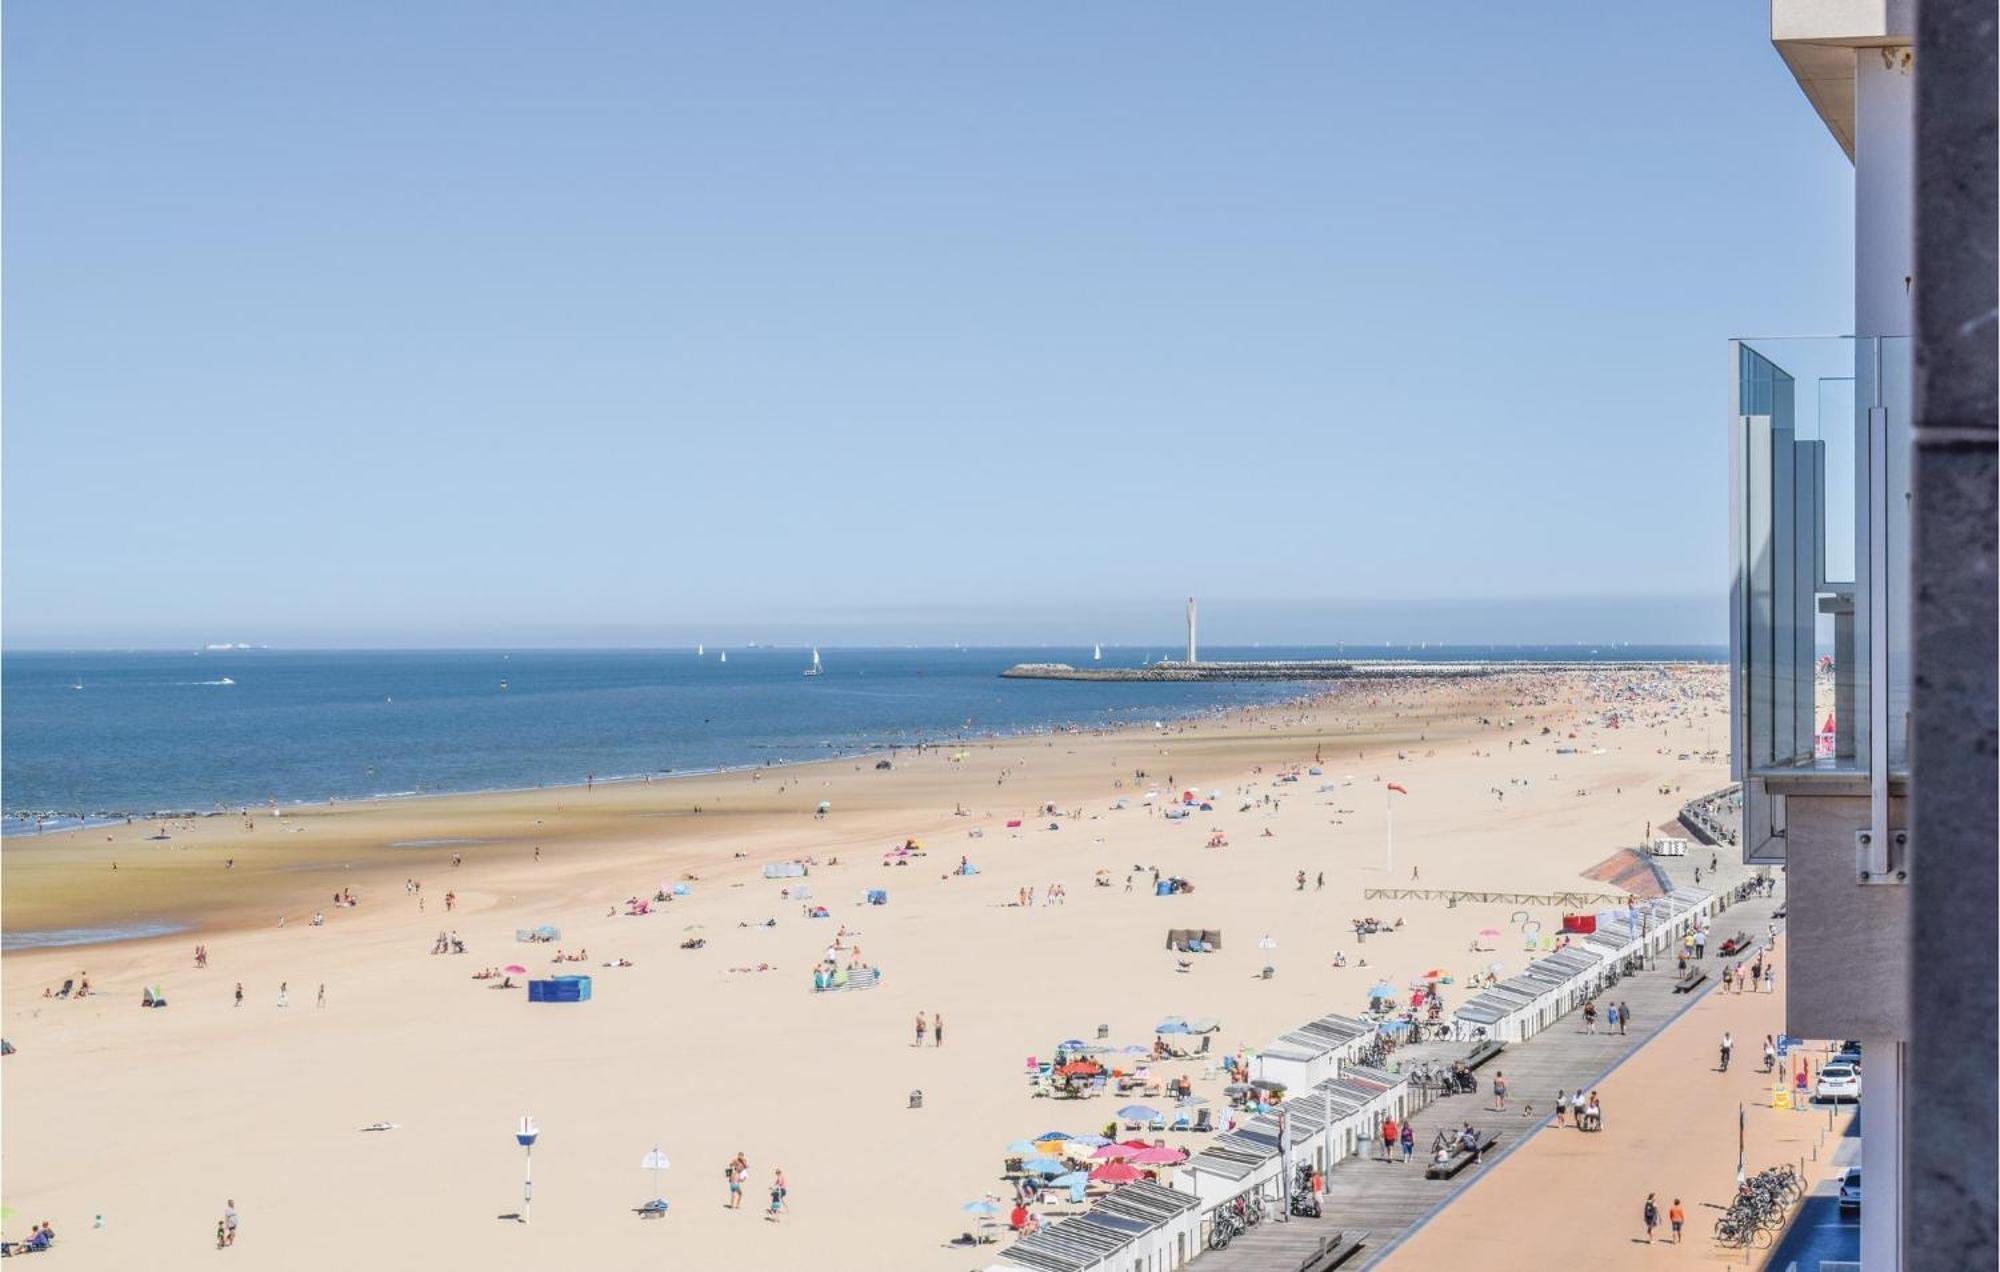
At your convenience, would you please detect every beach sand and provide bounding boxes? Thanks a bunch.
[1,666,1729,1269]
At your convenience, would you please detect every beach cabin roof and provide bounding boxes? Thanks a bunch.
[998,1183,1195,1272]
[1185,1132,1279,1181]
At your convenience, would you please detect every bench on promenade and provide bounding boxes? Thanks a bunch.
[1424,1136,1504,1184]
[1716,931,1753,957]
[1297,1229,1369,1271]
[1673,968,1709,994]
[1463,1040,1506,1070]
[1424,1133,1501,1179]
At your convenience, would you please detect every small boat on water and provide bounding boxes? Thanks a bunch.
[697,644,704,657]
[718,651,727,663]
[803,648,823,678]
[500,679,509,691]
[1093,643,1102,661]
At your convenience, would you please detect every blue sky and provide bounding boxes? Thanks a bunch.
[3,2,1854,648]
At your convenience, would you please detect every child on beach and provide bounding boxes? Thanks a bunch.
[767,1169,787,1220]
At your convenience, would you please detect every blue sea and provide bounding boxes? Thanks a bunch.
[1,645,1719,832]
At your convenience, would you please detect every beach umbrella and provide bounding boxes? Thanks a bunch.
[1034,1139,1070,1157]
[1155,1020,1192,1035]
[1091,1143,1136,1160]
[1023,1157,1069,1177]
[1090,1162,1144,1184]
[1051,1171,1090,1189]
[1367,981,1396,999]
[1058,1038,1090,1052]
[1420,968,1448,981]
[1034,1131,1073,1144]
[504,965,527,976]
[1068,1134,1112,1148]
[1057,1061,1103,1078]
[1117,1044,1150,1055]
[1223,1083,1253,1096]
[1117,1104,1160,1121]
[1487,961,1505,976]
[1257,935,1278,951]
[961,1199,1001,1216]
[1154,1015,1188,1031]
[1006,1139,1042,1154]
[1478,927,1502,940]
[1130,1146,1185,1165]
[640,1146,671,1201]
[1189,1017,1220,1033]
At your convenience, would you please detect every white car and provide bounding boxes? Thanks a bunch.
[1816,1063,1862,1103]
[1838,1166,1861,1211]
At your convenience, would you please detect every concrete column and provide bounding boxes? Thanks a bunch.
[1861,1040,1906,1270]
[1905,3,1998,1270]
[1855,46,1915,337]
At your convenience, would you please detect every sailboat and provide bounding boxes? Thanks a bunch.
[1093,643,1102,662]
[718,650,727,663]
[803,648,823,677]
[698,644,705,657]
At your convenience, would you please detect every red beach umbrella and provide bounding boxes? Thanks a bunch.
[1091,1144,1136,1160]
[1129,1146,1185,1165]
[1089,1161,1144,1184]
[504,965,527,975]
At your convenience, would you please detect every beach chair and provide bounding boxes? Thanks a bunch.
[1192,1108,1214,1133]
[1169,1114,1191,1132]
[1148,1115,1168,1132]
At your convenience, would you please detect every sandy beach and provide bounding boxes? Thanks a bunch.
[2,666,1730,1269]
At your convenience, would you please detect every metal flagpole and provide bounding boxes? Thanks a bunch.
[1385,786,1393,873]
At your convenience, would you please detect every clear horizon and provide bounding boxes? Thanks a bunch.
[4,2,1848,647]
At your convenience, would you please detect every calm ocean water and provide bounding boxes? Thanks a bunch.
[2,645,1719,832]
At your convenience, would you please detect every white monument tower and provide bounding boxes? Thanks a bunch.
[1185,597,1198,664]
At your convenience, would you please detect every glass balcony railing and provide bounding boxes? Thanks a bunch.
[1730,336,1911,780]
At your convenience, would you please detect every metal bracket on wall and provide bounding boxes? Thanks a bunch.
[1856,826,1910,884]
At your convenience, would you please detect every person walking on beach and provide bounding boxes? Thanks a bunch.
[726,1153,747,1208]
[1763,1035,1777,1072]
[1669,1198,1685,1242]
[914,1013,928,1047]
[233,982,244,1008]
[1399,1121,1414,1162]
[316,983,325,1009]
[223,1200,238,1247]
[1554,1089,1567,1128]
[1642,1193,1659,1243]
[1492,1071,1508,1112]
[1619,1001,1631,1036]
[1380,1116,1398,1162]
[276,982,288,1008]
[1720,1031,1733,1072]
[933,1011,944,1046]
[767,1168,787,1221]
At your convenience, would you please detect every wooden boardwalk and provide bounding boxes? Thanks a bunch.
[1197,856,1783,1271]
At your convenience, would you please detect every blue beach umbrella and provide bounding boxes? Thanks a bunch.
[1034,1131,1073,1144]
[1118,1104,1161,1121]
[1051,1171,1090,1188]
[962,1199,1002,1216]
[1058,1039,1089,1052]
[1367,982,1396,999]
[1006,1139,1042,1154]
[1154,1016,1189,1033]
[1024,1157,1069,1177]
[1068,1134,1113,1148]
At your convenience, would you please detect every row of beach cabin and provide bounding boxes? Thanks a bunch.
[1448,886,1716,1044]
[990,1013,1405,1272]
